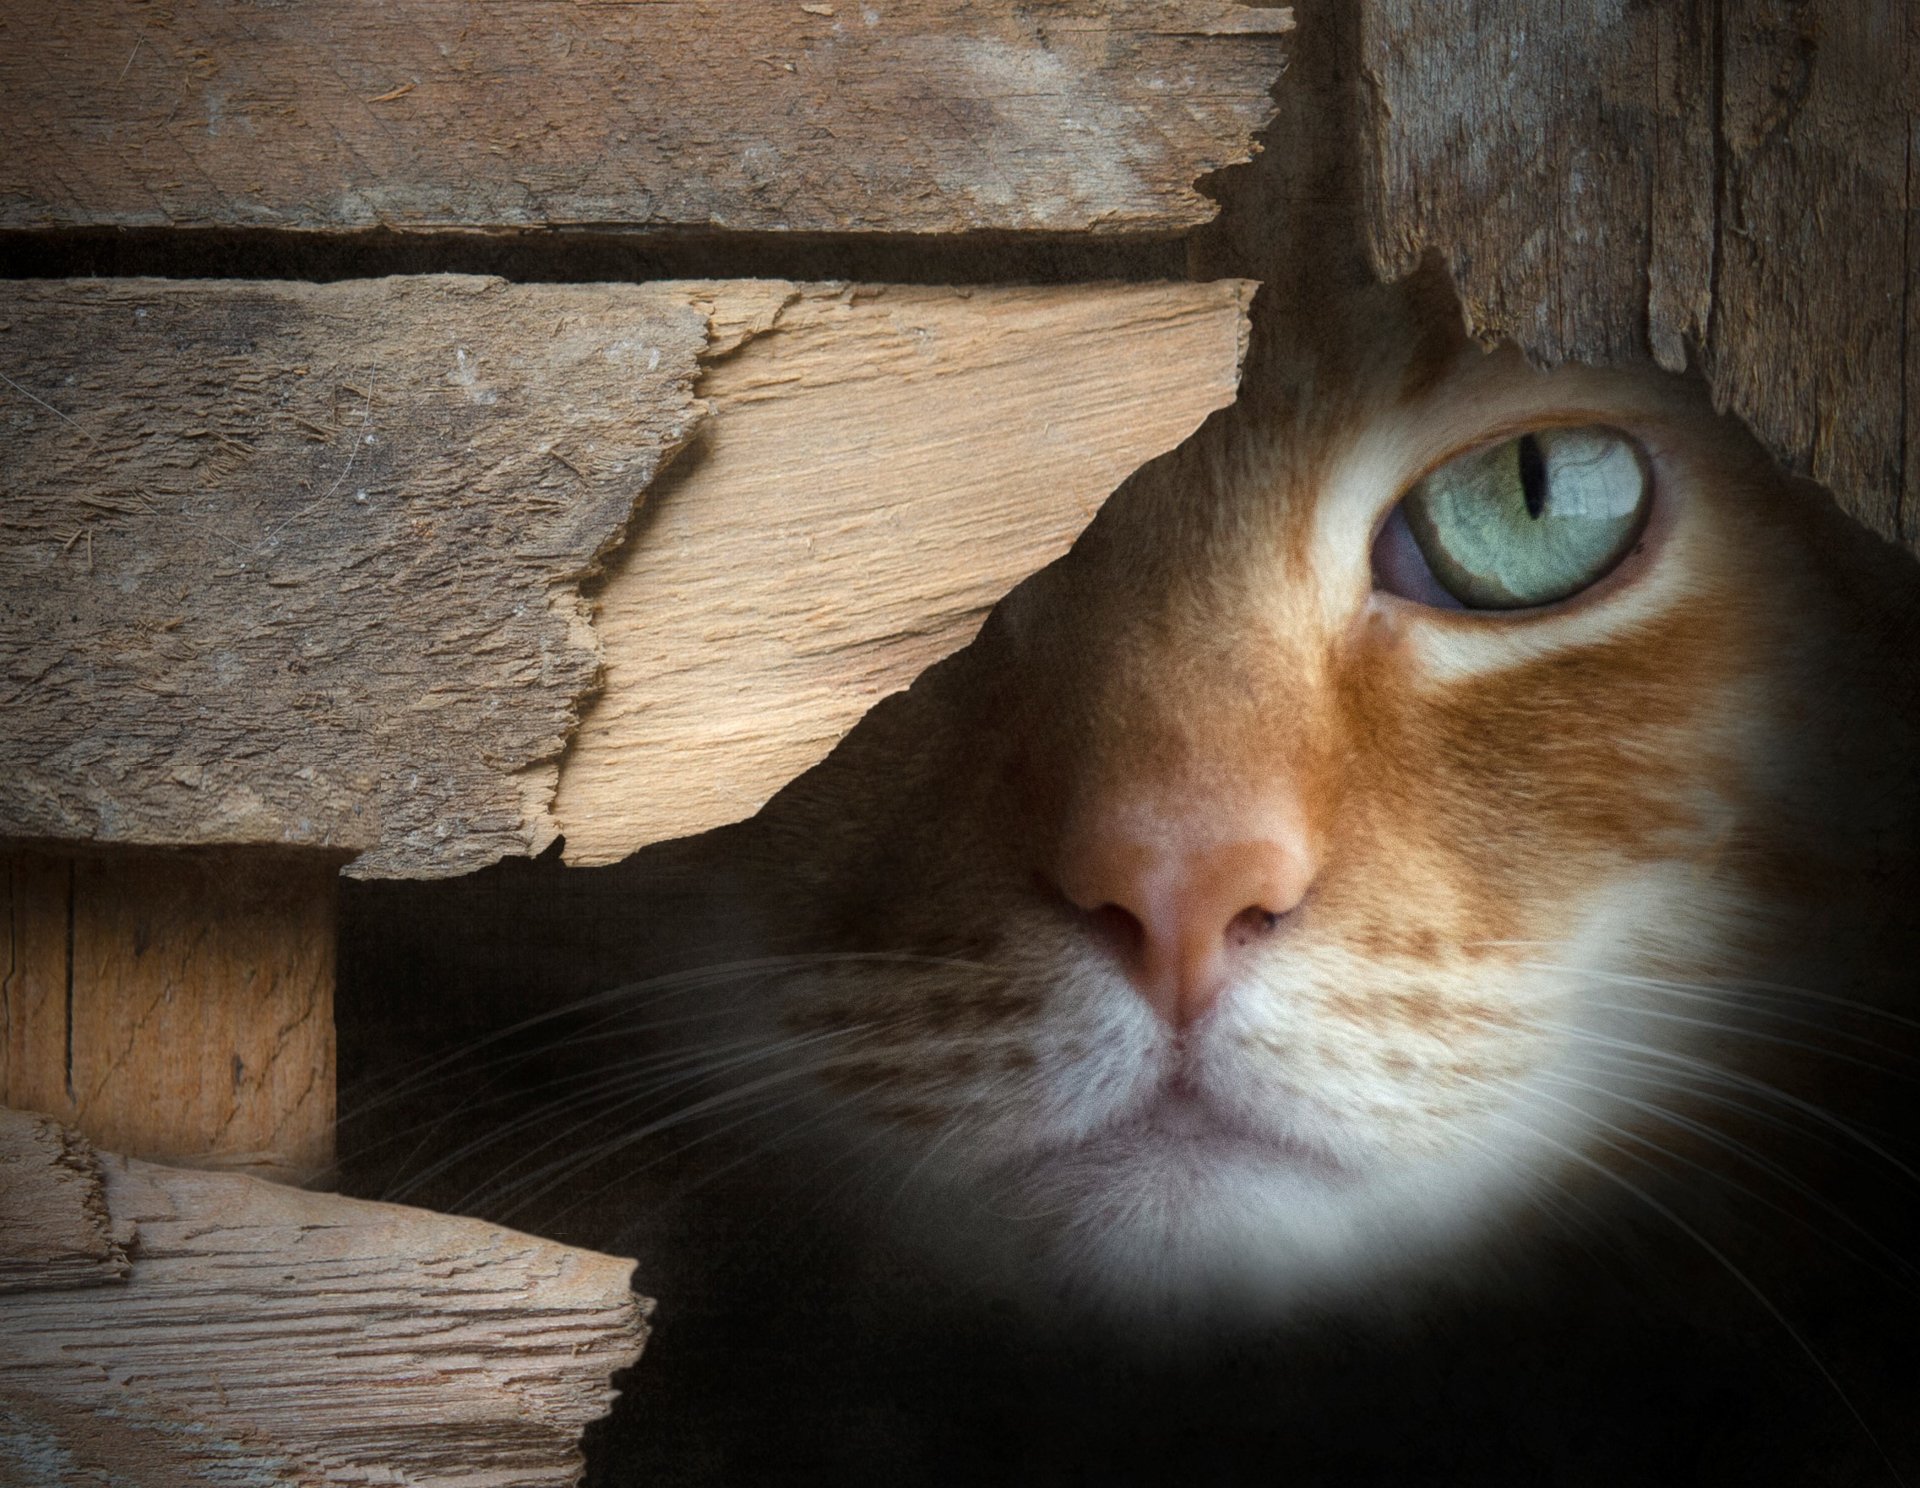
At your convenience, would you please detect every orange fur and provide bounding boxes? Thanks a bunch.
[714,268,1920,1314]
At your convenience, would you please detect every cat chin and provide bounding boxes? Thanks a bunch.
[876,1119,1521,1332]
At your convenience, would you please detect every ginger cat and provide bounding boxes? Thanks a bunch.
[729,264,1920,1329]
[342,263,1920,1483]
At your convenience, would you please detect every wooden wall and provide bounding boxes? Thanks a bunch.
[1362,0,1919,545]
[0,9,1292,1480]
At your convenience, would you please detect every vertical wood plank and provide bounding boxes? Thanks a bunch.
[1909,104,1920,549]
[1360,0,1919,545]
[1359,0,1711,372]
[1,848,338,1185]
[1710,0,1915,541]
[0,853,74,1118]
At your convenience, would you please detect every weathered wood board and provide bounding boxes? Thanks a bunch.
[1,276,1253,877]
[1360,0,1919,545]
[554,278,1255,860]
[0,275,712,878]
[1,848,339,1185]
[0,1107,649,1488]
[0,0,1290,237]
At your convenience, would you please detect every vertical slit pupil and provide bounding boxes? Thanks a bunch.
[1517,433,1548,519]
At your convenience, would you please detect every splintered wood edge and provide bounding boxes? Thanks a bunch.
[499,280,806,877]
[0,276,719,881]
[0,1110,129,1294]
[0,1105,650,1488]
[551,277,1258,863]
[0,277,1250,879]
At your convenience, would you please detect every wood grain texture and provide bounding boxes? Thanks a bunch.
[1360,0,1919,543]
[2,849,339,1186]
[0,276,713,877]
[1710,0,1915,540]
[552,278,1256,860]
[2,276,1252,876]
[0,1110,128,1295]
[0,0,1290,237]
[0,1107,649,1488]
[0,856,70,1126]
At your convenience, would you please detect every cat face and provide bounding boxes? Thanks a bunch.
[746,280,1908,1315]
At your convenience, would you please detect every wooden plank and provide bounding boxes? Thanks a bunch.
[1709,0,1916,542]
[0,275,715,878]
[2,848,339,1186]
[0,0,1291,237]
[0,1107,649,1488]
[1360,2,1714,372]
[67,850,339,1184]
[552,278,1256,860]
[1359,0,1919,544]
[0,855,70,1122]
[1,277,1253,876]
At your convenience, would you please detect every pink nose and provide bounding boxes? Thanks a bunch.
[1050,826,1315,1029]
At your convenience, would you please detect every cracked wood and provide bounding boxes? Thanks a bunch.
[552,278,1257,860]
[0,275,712,878]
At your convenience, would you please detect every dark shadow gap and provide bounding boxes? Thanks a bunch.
[0,226,1190,287]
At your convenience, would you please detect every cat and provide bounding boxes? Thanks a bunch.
[356,265,1920,1482]
[682,259,1920,1329]
[340,260,1920,1483]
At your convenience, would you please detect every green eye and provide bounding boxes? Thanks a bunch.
[1399,426,1651,609]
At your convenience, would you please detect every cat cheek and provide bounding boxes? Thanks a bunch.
[1370,504,1463,610]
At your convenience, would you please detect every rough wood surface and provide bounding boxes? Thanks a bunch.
[0,1106,650,1488]
[2,848,338,1186]
[0,1110,128,1295]
[552,278,1256,860]
[1,277,1252,876]
[0,275,713,877]
[0,0,1290,237]
[1360,0,1918,544]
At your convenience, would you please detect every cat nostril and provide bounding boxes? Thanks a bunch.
[1226,904,1285,947]
[1033,871,1148,957]
[1043,829,1316,1028]
[1085,901,1147,960]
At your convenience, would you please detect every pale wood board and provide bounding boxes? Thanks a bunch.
[1,849,339,1186]
[0,0,1290,237]
[0,1106,650,1488]
[2,277,1253,877]
[0,275,714,878]
[552,278,1257,861]
[1359,0,1919,544]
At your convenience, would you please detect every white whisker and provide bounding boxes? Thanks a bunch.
[1477,1104,1909,1488]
